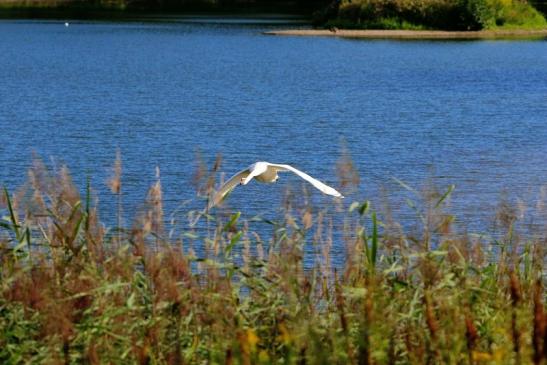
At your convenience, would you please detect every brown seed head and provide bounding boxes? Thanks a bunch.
[108,150,122,194]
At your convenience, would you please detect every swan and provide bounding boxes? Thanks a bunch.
[209,161,343,209]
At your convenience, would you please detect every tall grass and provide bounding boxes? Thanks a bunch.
[0,156,545,364]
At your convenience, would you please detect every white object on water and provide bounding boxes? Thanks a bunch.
[209,161,343,209]
[65,22,69,27]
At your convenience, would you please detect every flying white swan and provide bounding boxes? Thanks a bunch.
[209,161,343,209]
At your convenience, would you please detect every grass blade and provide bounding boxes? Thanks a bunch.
[3,187,21,241]
[435,184,455,208]
[371,211,378,270]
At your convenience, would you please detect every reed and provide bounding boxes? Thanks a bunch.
[0,156,546,364]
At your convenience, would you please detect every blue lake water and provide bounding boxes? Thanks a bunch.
[1,18,547,239]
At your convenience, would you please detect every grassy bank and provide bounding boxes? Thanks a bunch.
[317,0,546,30]
[1,157,546,364]
[0,0,321,19]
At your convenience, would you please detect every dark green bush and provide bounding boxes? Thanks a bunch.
[329,0,546,29]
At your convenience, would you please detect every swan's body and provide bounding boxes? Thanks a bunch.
[209,161,343,209]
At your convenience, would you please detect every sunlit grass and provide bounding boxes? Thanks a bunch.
[324,0,547,30]
[0,156,545,364]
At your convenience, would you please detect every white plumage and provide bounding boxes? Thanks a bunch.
[209,161,343,209]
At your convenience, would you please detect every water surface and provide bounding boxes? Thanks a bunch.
[1,18,547,236]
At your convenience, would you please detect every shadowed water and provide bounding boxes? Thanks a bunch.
[1,18,547,237]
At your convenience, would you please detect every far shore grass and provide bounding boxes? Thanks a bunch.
[264,28,547,39]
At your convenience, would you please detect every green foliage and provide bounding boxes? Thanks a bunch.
[463,0,547,28]
[328,0,546,30]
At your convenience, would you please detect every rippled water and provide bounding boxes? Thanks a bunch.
[1,18,547,234]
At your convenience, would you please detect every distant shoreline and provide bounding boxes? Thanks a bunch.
[0,7,313,20]
[264,28,547,40]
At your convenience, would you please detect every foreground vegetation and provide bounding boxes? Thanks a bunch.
[1,156,546,364]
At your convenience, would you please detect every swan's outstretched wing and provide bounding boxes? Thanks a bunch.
[209,168,251,209]
[268,163,344,198]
